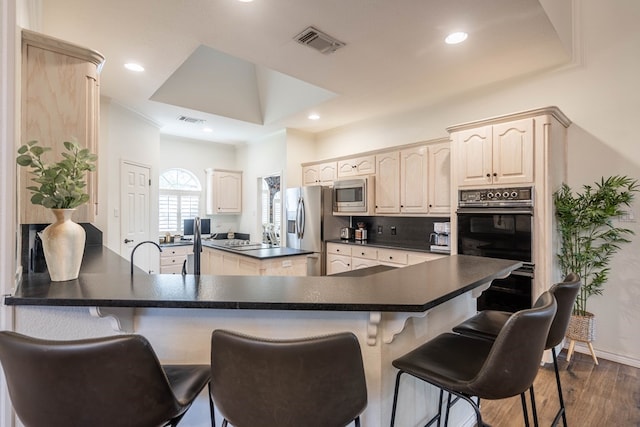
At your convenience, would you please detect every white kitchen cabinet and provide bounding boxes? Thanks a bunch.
[203,246,308,276]
[160,245,192,274]
[400,146,429,214]
[454,118,534,187]
[448,107,572,301]
[206,169,242,214]
[326,242,444,275]
[377,248,408,267]
[302,162,337,186]
[327,243,352,257]
[337,155,376,178]
[376,142,450,215]
[375,151,401,214]
[326,254,352,275]
[407,252,446,265]
[20,30,104,224]
[351,246,379,270]
[427,142,451,214]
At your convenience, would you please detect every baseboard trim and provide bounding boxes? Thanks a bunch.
[563,342,640,368]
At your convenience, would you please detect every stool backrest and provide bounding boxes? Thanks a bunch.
[210,330,367,427]
[546,273,582,349]
[0,332,181,427]
[470,292,556,400]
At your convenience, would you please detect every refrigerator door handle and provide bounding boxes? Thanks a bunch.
[299,197,306,239]
[296,197,303,239]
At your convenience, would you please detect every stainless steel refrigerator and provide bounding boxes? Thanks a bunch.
[285,186,348,275]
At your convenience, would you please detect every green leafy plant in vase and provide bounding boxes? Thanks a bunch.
[17,140,97,281]
[553,175,638,360]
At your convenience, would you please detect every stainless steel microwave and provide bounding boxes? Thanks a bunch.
[333,177,375,215]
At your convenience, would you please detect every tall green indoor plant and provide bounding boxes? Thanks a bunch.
[554,175,638,316]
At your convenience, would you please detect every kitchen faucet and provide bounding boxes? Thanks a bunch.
[130,240,162,276]
[192,216,202,275]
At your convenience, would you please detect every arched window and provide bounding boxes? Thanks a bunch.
[159,168,201,233]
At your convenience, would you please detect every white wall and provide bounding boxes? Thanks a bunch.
[314,0,640,365]
[236,130,287,240]
[159,134,239,234]
[284,128,316,189]
[100,100,161,254]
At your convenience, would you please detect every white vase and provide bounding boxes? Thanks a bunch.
[39,209,86,281]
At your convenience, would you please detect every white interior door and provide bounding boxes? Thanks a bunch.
[120,161,153,273]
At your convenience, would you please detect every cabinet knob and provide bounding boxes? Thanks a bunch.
[493,172,497,177]
[486,173,491,178]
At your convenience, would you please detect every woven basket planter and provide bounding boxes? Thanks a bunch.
[566,312,596,342]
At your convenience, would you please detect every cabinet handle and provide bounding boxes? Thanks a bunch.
[124,238,134,244]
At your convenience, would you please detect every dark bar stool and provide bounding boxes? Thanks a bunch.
[209,329,367,427]
[390,292,557,427]
[453,273,581,426]
[0,332,210,427]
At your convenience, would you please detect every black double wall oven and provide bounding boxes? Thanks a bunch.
[457,187,534,312]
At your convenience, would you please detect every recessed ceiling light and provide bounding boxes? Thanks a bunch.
[308,114,320,120]
[203,127,213,133]
[124,63,145,72]
[445,32,468,45]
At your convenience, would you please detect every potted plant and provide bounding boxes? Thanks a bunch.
[553,175,638,351]
[17,140,97,281]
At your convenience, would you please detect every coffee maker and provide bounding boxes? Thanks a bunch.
[429,222,450,253]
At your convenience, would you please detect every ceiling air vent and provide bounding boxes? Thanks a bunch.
[294,26,345,54]
[177,115,206,124]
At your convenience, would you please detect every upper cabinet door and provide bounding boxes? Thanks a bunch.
[455,126,493,187]
[302,161,337,186]
[400,147,429,214]
[206,169,242,214]
[492,118,534,185]
[428,142,451,214]
[337,155,376,178]
[20,30,104,224]
[455,118,534,187]
[375,151,400,214]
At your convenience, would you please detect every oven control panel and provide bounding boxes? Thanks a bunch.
[458,187,534,207]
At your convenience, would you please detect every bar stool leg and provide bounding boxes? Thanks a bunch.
[208,383,216,427]
[520,392,531,427]
[529,386,539,427]
[551,347,568,427]
[390,371,404,427]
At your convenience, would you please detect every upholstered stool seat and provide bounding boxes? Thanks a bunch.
[209,330,367,427]
[0,332,210,427]
[390,292,557,427]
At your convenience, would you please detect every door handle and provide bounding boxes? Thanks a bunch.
[124,238,134,244]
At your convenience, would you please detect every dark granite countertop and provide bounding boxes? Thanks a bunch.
[5,246,521,312]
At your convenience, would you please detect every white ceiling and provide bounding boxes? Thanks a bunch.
[39,0,572,144]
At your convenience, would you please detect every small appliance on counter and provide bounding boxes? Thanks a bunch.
[340,227,355,240]
[429,222,450,253]
[354,222,368,241]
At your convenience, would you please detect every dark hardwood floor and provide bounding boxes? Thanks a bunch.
[481,350,640,426]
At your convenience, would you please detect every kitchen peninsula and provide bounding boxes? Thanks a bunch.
[6,247,521,427]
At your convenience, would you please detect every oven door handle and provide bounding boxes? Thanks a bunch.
[456,208,534,215]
